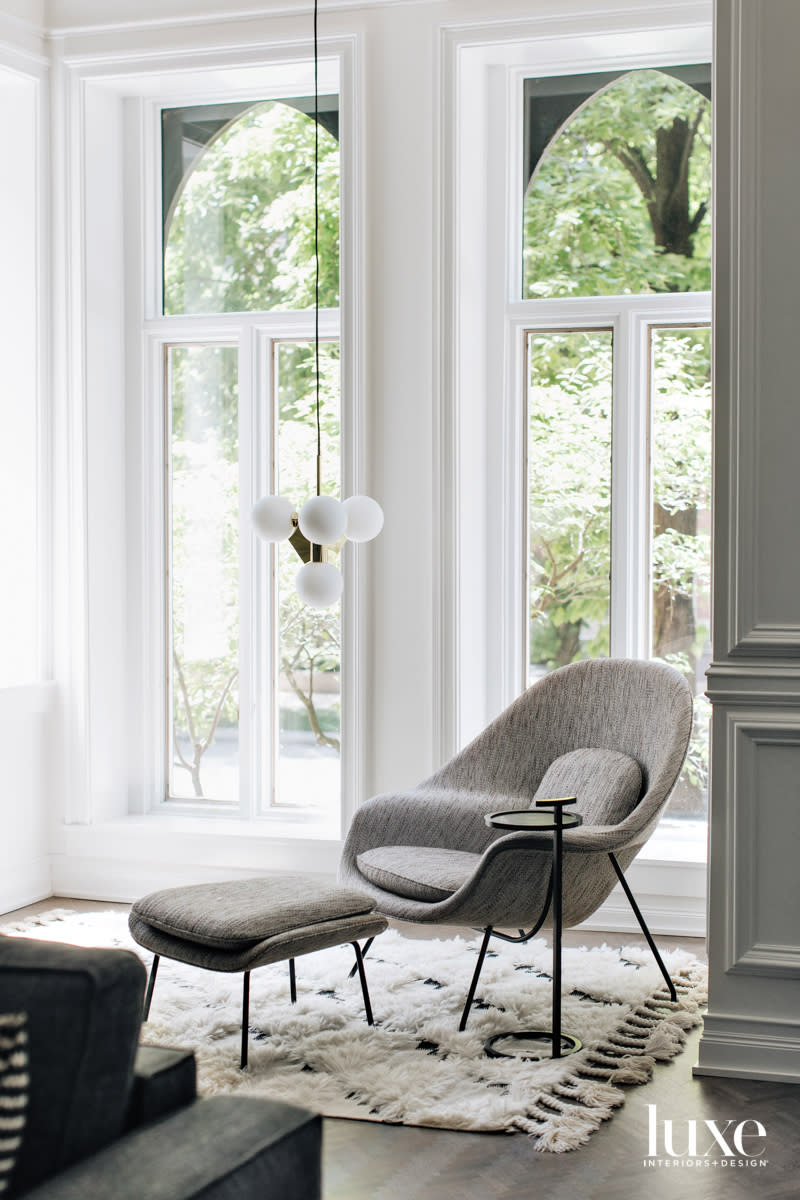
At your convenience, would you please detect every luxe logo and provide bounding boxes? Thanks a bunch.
[646,1104,767,1160]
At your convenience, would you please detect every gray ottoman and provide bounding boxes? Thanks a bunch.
[129,874,388,1068]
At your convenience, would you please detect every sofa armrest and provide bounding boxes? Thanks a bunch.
[20,1097,321,1200]
[124,1045,197,1131]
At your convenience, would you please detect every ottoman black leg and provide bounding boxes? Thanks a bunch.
[351,941,374,1026]
[143,955,160,1021]
[241,971,251,1070]
[289,958,297,1003]
[347,935,375,979]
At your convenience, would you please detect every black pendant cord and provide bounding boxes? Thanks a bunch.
[313,0,322,497]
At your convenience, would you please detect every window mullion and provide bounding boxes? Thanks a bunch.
[610,308,650,660]
[238,326,256,818]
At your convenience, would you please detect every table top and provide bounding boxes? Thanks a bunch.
[484,809,583,831]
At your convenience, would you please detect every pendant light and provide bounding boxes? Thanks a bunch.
[251,0,383,607]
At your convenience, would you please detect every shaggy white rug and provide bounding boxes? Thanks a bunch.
[1,909,706,1152]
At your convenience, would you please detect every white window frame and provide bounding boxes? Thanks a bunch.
[149,314,341,826]
[439,9,712,933]
[57,37,367,856]
[508,295,712,680]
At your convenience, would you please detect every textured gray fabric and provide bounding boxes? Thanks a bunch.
[1,939,322,1200]
[0,935,146,1196]
[125,1046,197,1131]
[22,1097,322,1200]
[131,875,378,950]
[356,846,481,902]
[338,658,692,928]
[533,747,642,825]
[129,910,388,973]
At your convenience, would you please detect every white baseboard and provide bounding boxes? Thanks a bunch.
[694,1013,800,1083]
[0,857,52,916]
[579,892,706,939]
[49,829,707,938]
[51,854,338,904]
[578,858,707,939]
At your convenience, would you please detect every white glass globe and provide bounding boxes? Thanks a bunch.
[295,561,343,609]
[298,495,346,545]
[251,494,294,542]
[342,494,384,543]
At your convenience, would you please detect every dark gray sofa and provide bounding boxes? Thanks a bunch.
[0,933,321,1198]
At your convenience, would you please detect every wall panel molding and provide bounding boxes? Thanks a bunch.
[721,711,800,978]
[714,0,800,656]
[699,0,800,1082]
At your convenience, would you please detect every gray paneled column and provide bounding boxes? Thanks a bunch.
[696,0,800,1082]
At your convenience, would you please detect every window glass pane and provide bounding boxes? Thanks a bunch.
[163,98,339,315]
[527,330,613,682]
[523,68,711,298]
[651,326,712,822]
[275,341,341,811]
[168,345,239,802]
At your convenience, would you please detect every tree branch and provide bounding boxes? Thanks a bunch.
[282,658,340,752]
[689,200,708,236]
[199,669,238,753]
[607,141,655,202]
[172,650,198,747]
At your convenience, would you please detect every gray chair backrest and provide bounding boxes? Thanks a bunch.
[424,658,693,836]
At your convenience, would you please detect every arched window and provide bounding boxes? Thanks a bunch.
[163,99,339,315]
[521,66,712,828]
[157,94,343,816]
[523,68,711,298]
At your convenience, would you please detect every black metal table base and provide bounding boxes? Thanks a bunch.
[484,1030,582,1061]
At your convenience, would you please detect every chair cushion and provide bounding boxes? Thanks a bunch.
[533,748,642,825]
[356,846,480,902]
[130,876,378,951]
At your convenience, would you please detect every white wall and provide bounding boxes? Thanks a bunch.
[0,688,54,911]
[695,0,800,1083]
[0,20,52,912]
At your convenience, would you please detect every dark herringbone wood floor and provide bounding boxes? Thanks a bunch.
[321,923,800,1200]
[8,900,800,1200]
[323,1021,800,1200]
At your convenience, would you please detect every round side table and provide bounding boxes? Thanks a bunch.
[483,797,583,1061]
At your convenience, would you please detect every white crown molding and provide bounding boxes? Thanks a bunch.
[0,10,48,68]
[44,0,422,39]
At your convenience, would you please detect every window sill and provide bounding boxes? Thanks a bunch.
[117,811,341,842]
[638,819,708,865]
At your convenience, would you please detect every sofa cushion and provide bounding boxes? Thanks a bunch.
[21,1097,322,1200]
[0,935,145,1197]
[130,876,378,951]
[356,846,480,902]
[124,1046,196,1132]
[533,747,642,825]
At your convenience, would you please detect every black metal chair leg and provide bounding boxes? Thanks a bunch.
[351,942,375,1025]
[289,958,296,1003]
[240,971,251,1070]
[609,853,677,1002]
[459,926,493,1032]
[348,935,375,980]
[143,955,159,1021]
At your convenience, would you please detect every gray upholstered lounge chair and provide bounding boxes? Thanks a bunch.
[339,657,693,1028]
